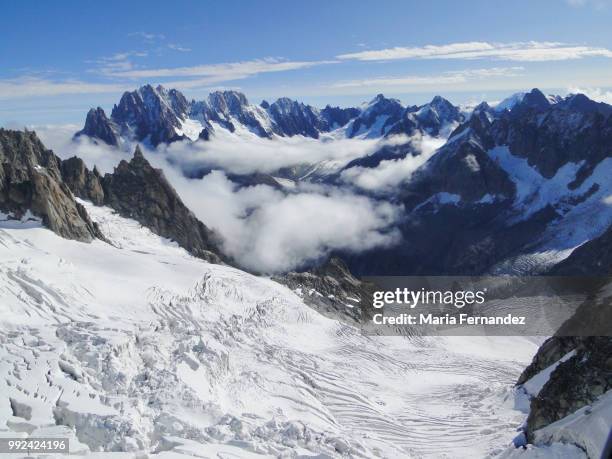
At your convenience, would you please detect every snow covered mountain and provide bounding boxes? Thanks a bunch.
[2,124,611,457]
[74,85,463,146]
[343,88,612,277]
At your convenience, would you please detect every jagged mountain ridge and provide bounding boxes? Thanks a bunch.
[75,84,464,146]
[342,88,612,276]
[0,129,223,263]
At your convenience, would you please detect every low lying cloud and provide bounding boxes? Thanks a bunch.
[179,172,401,272]
[341,134,446,192]
[159,127,393,176]
[35,125,403,273]
[337,41,612,62]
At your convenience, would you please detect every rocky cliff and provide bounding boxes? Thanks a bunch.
[0,129,103,242]
[62,145,223,263]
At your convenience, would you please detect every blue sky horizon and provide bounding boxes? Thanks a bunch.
[1,0,612,125]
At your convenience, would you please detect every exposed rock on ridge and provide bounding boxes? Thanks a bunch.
[0,129,103,242]
[63,146,223,263]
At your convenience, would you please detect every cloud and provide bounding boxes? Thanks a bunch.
[337,41,612,62]
[182,172,401,272]
[340,134,446,192]
[87,51,149,74]
[128,31,166,42]
[159,127,390,176]
[0,77,126,99]
[0,56,334,98]
[566,0,609,8]
[34,125,402,273]
[332,67,524,88]
[105,58,335,84]
[167,44,192,52]
[568,86,612,104]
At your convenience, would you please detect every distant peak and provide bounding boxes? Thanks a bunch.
[133,145,145,160]
[520,88,550,110]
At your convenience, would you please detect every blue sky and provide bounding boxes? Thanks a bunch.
[1,0,612,125]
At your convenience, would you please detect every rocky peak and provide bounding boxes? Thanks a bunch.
[208,90,250,115]
[275,256,374,324]
[320,105,360,129]
[349,94,404,137]
[365,94,403,114]
[558,93,612,117]
[413,96,462,135]
[109,85,187,146]
[74,107,119,146]
[511,88,550,114]
[100,146,222,262]
[267,98,324,138]
[0,129,103,242]
[60,156,105,206]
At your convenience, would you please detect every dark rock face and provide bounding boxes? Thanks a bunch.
[61,157,105,205]
[0,129,103,242]
[549,225,612,276]
[491,88,612,180]
[74,107,120,146]
[320,105,360,129]
[343,90,612,276]
[111,84,187,147]
[275,257,374,324]
[268,98,326,138]
[76,85,469,146]
[68,146,223,263]
[523,337,612,439]
[348,94,404,137]
[205,91,272,137]
[412,96,463,136]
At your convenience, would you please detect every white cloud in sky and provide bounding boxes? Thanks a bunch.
[167,44,192,52]
[110,57,334,79]
[566,0,609,8]
[337,41,612,62]
[0,77,127,99]
[128,31,166,42]
[0,57,335,99]
[332,67,524,88]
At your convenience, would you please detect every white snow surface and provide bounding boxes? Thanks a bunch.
[488,146,612,274]
[0,202,541,458]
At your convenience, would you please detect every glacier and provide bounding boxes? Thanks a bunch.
[0,201,544,458]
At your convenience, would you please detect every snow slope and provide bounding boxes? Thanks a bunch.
[0,202,539,458]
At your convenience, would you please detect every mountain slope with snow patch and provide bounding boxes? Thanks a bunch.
[0,201,539,458]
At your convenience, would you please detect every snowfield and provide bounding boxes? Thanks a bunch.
[0,202,556,458]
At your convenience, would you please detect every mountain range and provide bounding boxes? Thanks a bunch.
[1,85,611,458]
[75,86,612,278]
[74,84,464,147]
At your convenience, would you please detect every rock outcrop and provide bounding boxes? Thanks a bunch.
[102,146,222,262]
[275,257,375,324]
[74,107,120,146]
[61,157,105,205]
[0,129,103,242]
[521,336,612,440]
[549,225,612,276]
[62,145,223,263]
